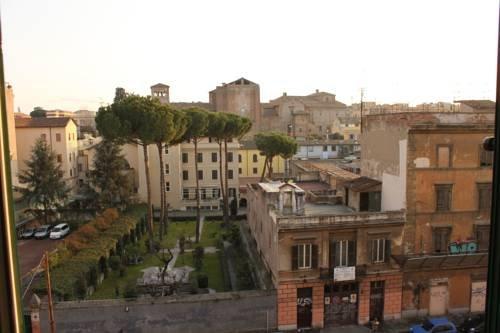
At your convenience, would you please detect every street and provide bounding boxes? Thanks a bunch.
[17,238,61,278]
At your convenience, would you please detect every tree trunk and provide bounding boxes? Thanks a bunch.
[157,143,165,241]
[43,202,48,225]
[194,139,201,243]
[223,139,230,224]
[142,144,154,253]
[260,156,268,182]
[219,141,228,226]
[163,146,170,235]
[268,157,274,179]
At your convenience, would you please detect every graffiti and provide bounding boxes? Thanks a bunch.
[297,297,312,307]
[449,240,478,254]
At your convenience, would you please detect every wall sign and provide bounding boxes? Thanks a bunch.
[333,266,356,282]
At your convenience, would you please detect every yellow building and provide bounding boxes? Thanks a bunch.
[238,140,286,179]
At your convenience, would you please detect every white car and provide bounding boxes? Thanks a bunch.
[49,223,70,239]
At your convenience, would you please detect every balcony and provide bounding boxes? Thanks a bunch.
[392,251,488,271]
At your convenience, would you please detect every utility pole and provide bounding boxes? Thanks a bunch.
[44,252,56,333]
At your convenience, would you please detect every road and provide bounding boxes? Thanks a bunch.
[17,238,61,278]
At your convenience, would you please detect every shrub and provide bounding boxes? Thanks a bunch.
[74,275,87,299]
[109,255,121,271]
[102,208,119,222]
[193,246,204,271]
[197,273,208,288]
[179,235,186,254]
[119,265,127,277]
[123,280,137,298]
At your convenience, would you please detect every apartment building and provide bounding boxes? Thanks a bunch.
[295,140,360,160]
[361,108,494,317]
[246,180,404,330]
[15,117,79,191]
[238,140,286,179]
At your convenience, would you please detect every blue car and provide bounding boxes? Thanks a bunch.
[410,317,457,333]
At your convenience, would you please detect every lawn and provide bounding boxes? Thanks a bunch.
[158,220,222,249]
[175,252,226,292]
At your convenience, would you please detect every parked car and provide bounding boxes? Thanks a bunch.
[20,228,36,239]
[34,225,52,239]
[410,317,458,333]
[458,314,485,333]
[49,223,70,239]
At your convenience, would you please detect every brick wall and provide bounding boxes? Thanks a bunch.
[358,273,403,324]
[277,280,324,330]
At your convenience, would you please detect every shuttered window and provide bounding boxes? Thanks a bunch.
[475,225,490,251]
[432,227,451,253]
[477,183,492,211]
[292,244,318,270]
[330,240,356,267]
[435,184,452,212]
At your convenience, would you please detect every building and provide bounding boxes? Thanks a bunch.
[261,90,349,139]
[45,109,74,118]
[295,140,360,160]
[15,117,79,192]
[73,110,97,135]
[246,180,404,330]
[330,116,361,141]
[76,134,103,188]
[238,140,286,179]
[361,108,494,317]
[209,78,261,133]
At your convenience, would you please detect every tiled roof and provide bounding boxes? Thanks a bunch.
[15,117,74,128]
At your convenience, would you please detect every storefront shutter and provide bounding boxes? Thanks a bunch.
[292,245,298,270]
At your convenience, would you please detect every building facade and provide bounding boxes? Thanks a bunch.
[361,109,494,317]
[15,117,79,192]
[246,181,404,330]
[238,140,286,179]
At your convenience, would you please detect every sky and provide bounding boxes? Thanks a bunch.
[2,0,499,113]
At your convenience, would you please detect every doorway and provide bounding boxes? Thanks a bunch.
[324,283,358,326]
[369,281,385,322]
[297,287,313,329]
[429,284,448,316]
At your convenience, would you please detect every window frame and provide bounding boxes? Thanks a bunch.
[297,243,312,269]
[182,170,189,181]
[435,184,453,212]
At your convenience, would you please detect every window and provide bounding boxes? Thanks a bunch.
[212,188,220,198]
[183,188,189,199]
[238,154,242,163]
[208,137,213,143]
[165,164,169,175]
[227,152,233,162]
[211,152,217,162]
[228,169,233,179]
[165,147,168,154]
[68,133,71,141]
[70,169,73,177]
[198,170,203,180]
[238,168,242,174]
[480,144,493,166]
[476,225,490,251]
[435,184,452,211]
[212,170,218,180]
[197,153,203,163]
[165,181,170,192]
[41,133,47,141]
[229,188,236,198]
[330,240,356,267]
[201,188,207,199]
[432,227,451,253]
[182,153,188,163]
[369,238,390,263]
[253,154,258,163]
[57,154,62,163]
[291,244,318,270]
[77,164,82,172]
[253,167,258,174]
[56,133,61,142]
[478,183,492,210]
[69,153,72,162]
[436,145,451,168]
[323,145,328,152]
[182,170,188,180]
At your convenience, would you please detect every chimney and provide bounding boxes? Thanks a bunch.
[283,92,287,97]
[315,89,319,93]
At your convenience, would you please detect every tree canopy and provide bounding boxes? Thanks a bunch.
[255,132,297,180]
[30,107,46,118]
[18,138,69,223]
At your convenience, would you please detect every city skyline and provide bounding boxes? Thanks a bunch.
[3,0,498,113]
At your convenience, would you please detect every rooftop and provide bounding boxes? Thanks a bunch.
[303,202,353,215]
[15,117,75,128]
[258,181,305,193]
[343,176,381,192]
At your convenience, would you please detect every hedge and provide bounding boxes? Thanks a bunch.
[33,206,147,300]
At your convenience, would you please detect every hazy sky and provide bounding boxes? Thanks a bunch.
[3,0,499,113]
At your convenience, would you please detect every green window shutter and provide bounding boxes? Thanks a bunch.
[348,240,356,266]
[311,244,318,268]
[384,239,392,263]
[292,245,298,270]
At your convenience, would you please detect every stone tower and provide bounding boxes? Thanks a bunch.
[150,83,170,104]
